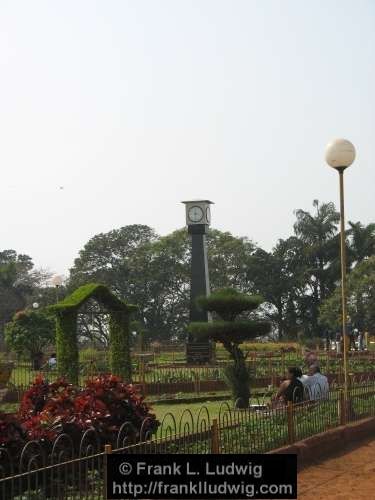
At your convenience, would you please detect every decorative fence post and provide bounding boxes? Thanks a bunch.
[103,443,112,500]
[193,371,201,395]
[211,418,220,454]
[338,390,346,426]
[287,402,295,444]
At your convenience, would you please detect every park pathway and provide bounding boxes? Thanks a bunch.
[297,438,375,499]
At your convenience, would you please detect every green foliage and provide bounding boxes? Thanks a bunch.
[66,202,349,341]
[68,226,257,342]
[109,311,132,381]
[197,288,263,321]
[320,256,375,332]
[293,200,341,336]
[69,225,160,340]
[50,283,136,384]
[188,320,270,344]
[189,288,270,407]
[348,221,375,264]
[247,237,305,339]
[6,198,375,347]
[5,310,55,363]
[56,310,79,384]
[0,250,47,339]
[48,283,137,315]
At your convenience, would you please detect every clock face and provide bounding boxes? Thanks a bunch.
[206,206,211,223]
[188,205,204,223]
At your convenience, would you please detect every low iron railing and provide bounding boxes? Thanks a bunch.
[1,382,374,499]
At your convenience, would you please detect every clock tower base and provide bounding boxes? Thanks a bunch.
[186,224,213,364]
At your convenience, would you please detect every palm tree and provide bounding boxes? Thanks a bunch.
[348,221,375,265]
[294,199,340,246]
[293,200,341,336]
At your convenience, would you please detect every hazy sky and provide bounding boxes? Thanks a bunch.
[1,0,374,277]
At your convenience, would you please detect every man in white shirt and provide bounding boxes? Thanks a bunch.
[47,353,57,369]
[301,365,329,400]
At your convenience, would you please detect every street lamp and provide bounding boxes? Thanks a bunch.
[325,138,356,399]
[51,275,64,303]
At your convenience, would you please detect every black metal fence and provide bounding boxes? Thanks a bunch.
[1,382,375,499]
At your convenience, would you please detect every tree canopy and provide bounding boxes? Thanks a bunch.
[320,256,375,332]
[5,309,55,367]
[3,198,375,344]
[0,250,50,342]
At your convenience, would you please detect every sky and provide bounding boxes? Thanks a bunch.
[1,0,374,277]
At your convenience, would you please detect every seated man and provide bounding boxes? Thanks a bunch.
[303,349,318,369]
[271,367,304,406]
[301,364,329,400]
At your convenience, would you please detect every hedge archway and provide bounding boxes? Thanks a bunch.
[48,283,137,384]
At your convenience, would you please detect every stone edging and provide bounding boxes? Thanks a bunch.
[267,416,375,469]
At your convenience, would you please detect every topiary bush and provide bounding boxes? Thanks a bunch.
[48,284,137,384]
[55,311,79,384]
[188,288,270,408]
[109,311,132,380]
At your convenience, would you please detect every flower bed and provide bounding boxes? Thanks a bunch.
[0,374,158,464]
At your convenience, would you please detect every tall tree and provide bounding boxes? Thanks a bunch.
[348,221,375,265]
[69,225,158,342]
[320,256,375,333]
[207,230,256,292]
[0,250,48,341]
[5,309,55,368]
[247,237,305,339]
[68,227,258,343]
[293,200,341,336]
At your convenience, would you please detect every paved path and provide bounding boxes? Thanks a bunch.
[298,439,375,499]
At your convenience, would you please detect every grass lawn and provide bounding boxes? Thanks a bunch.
[0,402,19,414]
[150,398,232,423]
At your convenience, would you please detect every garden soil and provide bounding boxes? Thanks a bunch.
[297,438,375,499]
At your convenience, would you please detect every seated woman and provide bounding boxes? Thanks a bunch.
[271,367,304,406]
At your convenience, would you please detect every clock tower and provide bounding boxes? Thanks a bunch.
[182,199,214,364]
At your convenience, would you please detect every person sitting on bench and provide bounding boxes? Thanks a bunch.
[301,364,329,400]
[271,367,304,406]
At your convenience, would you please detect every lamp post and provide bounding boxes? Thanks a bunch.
[51,275,64,303]
[325,138,356,399]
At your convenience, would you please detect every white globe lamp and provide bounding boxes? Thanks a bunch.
[52,275,63,287]
[325,138,356,169]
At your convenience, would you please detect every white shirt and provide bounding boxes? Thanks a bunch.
[300,373,329,400]
[48,357,57,368]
